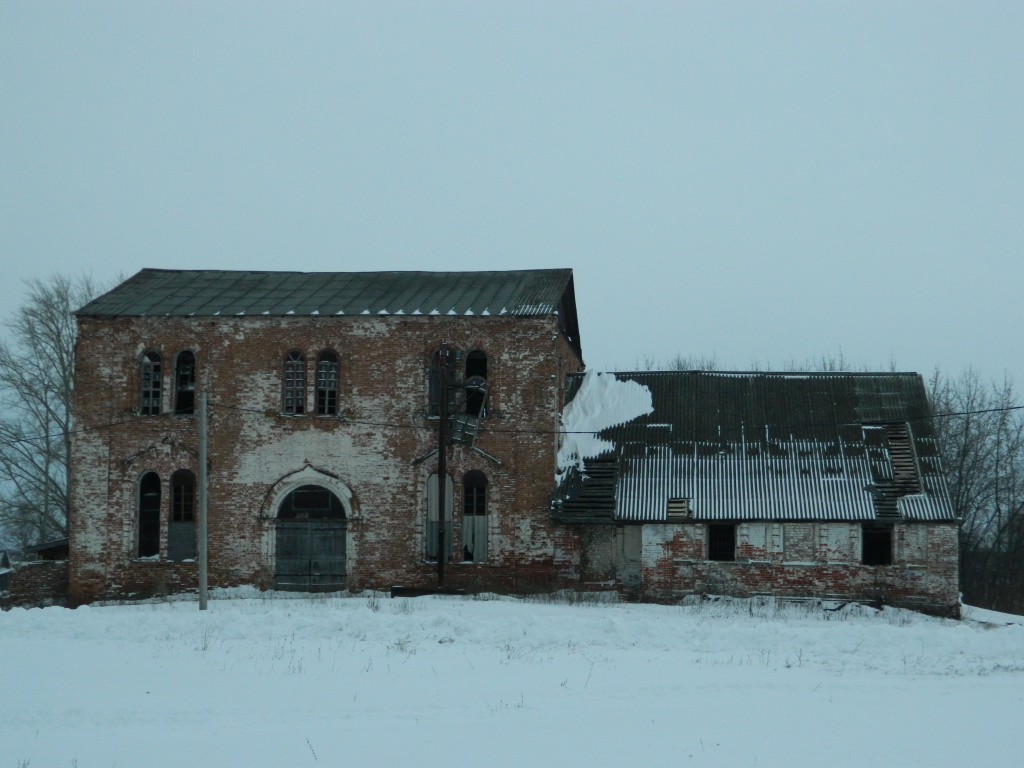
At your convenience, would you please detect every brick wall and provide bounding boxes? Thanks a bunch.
[1,561,69,609]
[640,521,960,616]
[69,313,583,603]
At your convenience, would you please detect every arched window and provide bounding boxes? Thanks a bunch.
[168,469,196,561]
[316,351,339,416]
[462,470,488,562]
[278,485,346,520]
[283,351,306,415]
[138,472,161,558]
[464,350,488,417]
[140,351,162,415]
[426,473,453,561]
[174,351,196,415]
[428,347,457,418]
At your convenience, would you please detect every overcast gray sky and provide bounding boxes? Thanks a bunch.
[3,2,1021,385]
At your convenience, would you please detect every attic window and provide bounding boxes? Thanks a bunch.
[316,351,339,416]
[140,351,162,415]
[667,498,691,520]
[707,524,736,562]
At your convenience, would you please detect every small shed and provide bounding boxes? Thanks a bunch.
[25,537,70,561]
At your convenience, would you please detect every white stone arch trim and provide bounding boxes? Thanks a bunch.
[260,464,357,520]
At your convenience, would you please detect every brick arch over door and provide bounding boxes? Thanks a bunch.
[263,467,354,591]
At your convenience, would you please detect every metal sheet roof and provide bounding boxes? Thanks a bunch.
[77,268,576,320]
[555,371,956,523]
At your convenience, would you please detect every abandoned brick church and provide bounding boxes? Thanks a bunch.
[68,268,959,615]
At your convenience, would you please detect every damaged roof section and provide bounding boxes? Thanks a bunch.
[553,371,955,524]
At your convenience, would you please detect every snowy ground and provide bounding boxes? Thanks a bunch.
[2,591,1022,768]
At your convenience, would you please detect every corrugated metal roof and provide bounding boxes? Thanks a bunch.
[77,268,576,320]
[555,371,956,523]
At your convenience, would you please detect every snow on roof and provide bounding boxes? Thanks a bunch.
[556,371,653,481]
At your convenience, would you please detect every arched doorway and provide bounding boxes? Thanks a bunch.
[275,484,347,591]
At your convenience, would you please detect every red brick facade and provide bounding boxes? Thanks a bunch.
[1,561,69,609]
[67,287,959,616]
[69,313,584,603]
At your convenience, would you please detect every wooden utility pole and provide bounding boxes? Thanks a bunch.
[198,390,209,610]
[437,345,449,586]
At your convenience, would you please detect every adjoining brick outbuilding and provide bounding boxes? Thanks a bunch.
[68,268,584,603]
[553,370,960,616]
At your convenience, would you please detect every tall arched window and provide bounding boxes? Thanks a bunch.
[426,473,453,561]
[174,351,196,415]
[465,350,488,417]
[316,351,339,416]
[140,351,162,415]
[283,351,306,415]
[168,469,196,561]
[462,470,488,562]
[138,472,161,558]
[428,347,457,418]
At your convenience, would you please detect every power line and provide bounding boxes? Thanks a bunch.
[0,401,1021,452]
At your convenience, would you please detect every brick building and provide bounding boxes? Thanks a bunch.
[553,371,960,616]
[68,269,958,614]
[68,269,583,603]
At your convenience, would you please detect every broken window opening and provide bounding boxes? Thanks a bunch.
[138,472,161,558]
[464,350,488,417]
[316,351,339,416]
[278,484,346,520]
[168,469,196,561]
[707,523,736,562]
[862,524,893,566]
[283,351,306,415]
[425,473,453,562]
[174,351,196,415]
[462,470,488,563]
[140,351,162,416]
[428,348,460,418]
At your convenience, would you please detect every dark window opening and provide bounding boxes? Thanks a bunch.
[707,524,736,562]
[426,473,453,561]
[174,351,196,415]
[171,470,195,522]
[464,350,488,417]
[462,470,488,562]
[278,484,345,520]
[316,351,339,416]
[140,351,162,415]
[169,469,196,561]
[862,525,893,566]
[283,351,306,415]
[138,472,161,558]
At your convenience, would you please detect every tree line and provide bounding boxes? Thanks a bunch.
[1,278,1021,612]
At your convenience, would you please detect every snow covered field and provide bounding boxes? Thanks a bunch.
[2,591,1022,768]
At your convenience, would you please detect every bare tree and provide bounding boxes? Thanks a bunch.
[928,368,1024,612]
[0,275,98,551]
